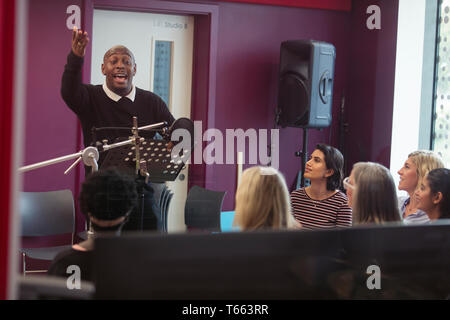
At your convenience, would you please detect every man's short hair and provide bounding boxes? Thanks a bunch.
[103,45,135,64]
[79,168,137,221]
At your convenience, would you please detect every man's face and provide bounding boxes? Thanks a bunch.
[102,50,136,96]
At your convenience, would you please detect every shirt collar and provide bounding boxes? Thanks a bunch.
[102,82,136,102]
[401,197,429,220]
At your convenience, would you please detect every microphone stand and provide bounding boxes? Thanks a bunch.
[18,121,168,174]
[295,128,309,189]
[18,119,169,234]
[91,119,166,232]
[132,117,145,231]
[18,147,100,174]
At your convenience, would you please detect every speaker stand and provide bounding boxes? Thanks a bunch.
[295,128,309,189]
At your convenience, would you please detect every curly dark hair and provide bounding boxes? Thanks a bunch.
[315,144,344,191]
[79,168,137,221]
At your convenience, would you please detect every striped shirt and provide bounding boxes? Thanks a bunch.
[290,188,352,230]
[398,196,430,225]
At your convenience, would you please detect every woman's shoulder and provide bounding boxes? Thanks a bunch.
[290,187,307,197]
[329,190,349,203]
[52,248,91,265]
[334,190,347,197]
[398,195,409,205]
[137,87,166,103]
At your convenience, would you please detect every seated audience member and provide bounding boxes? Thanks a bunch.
[344,162,400,225]
[397,150,444,224]
[415,168,450,221]
[290,144,352,230]
[48,168,137,281]
[234,166,299,231]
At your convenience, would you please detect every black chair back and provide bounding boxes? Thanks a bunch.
[20,190,75,237]
[184,186,226,232]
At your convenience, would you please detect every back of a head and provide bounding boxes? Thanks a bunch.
[352,162,400,224]
[408,150,445,190]
[235,166,291,230]
[79,168,137,222]
[427,168,450,219]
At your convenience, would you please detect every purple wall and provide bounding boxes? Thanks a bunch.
[24,0,399,216]
[24,0,84,230]
[345,0,398,172]
[204,1,351,209]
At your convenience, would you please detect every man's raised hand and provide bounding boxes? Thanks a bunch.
[72,26,89,57]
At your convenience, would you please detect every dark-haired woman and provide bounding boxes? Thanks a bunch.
[415,168,450,221]
[290,144,352,229]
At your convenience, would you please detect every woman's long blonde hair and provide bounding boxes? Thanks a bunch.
[235,166,294,230]
[408,150,445,191]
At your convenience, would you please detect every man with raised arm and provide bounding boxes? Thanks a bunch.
[62,26,175,152]
[61,27,175,231]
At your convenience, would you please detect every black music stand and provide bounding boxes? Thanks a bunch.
[100,137,191,183]
[100,137,191,231]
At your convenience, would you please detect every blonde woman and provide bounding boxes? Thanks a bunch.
[234,166,299,231]
[397,150,444,224]
[344,162,400,224]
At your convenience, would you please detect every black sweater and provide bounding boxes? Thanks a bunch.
[48,248,94,282]
[61,51,175,149]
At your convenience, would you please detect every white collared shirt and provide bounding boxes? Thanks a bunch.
[102,82,136,102]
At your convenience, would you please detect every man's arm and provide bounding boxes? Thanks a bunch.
[61,27,90,115]
[71,26,89,57]
[152,97,176,151]
[155,97,175,127]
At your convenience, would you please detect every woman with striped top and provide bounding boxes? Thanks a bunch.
[290,144,352,229]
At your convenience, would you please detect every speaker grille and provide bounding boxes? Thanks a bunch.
[278,73,309,127]
[277,40,335,128]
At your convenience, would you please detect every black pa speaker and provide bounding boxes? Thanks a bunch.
[276,40,336,128]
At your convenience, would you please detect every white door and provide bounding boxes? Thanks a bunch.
[91,9,194,232]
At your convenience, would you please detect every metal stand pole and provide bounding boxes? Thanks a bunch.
[301,128,308,188]
[295,128,309,189]
[18,119,168,235]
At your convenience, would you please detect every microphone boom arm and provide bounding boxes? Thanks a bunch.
[18,120,168,175]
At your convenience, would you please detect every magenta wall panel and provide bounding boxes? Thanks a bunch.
[204,1,351,209]
[345,0,398,171]
[24,0,84,229]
